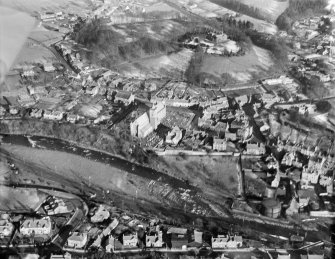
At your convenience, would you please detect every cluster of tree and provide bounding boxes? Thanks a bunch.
[184,47,205,85]
[217,17,252,43]
[72,17,178,67]
[246,30,288,66]
[210,0,267,21]
[0,118,152,165]
[276,0,329,31]
[318,16,333,34]
[73,17,104,47]
[182,16,289,84]
[223,17,254,30]
[217,17,288,65]
[177,19,252,44]
[289,66,329,99]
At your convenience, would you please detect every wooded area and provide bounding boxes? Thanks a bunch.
[210,0,267,21]
[72,17,179,66]
[276,0,328,31]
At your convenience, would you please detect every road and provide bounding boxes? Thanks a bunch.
[272,95,335,108]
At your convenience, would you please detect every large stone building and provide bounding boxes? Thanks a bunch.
[20,217,52,236]
[130,102,166,138]
[148,102,166,129]
[123,234,138,248]
[67,232,88,249]
[211,235,243,249]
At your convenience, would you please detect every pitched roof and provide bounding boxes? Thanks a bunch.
[213,235,229,243]
[123,234,137,241]
[187,241,202,248]
[68,232,87,242]
[167,227,187,235]
[115,91,133,100]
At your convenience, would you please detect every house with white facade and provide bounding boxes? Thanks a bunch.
[123,234,138,248]
[0,220,14,237]
[67,232,88,249]
[146,231,163,248]
[211,235,243,249]
[20,217,52,236]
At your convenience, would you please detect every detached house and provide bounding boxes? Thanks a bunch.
[166,126,183,146]
[211,235,243,249]
[67,232,88,249]
[123,234,138,249]
[213,137,227,151]
[0,220,14,237]
[146,231,164,248]
[20,217,52,236]
[114,91,135,106]
[167,227,188,250]
[43,110,64,121]
[246,143,266,155]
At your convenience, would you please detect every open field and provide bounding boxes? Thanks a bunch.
[111,20,196,42]
[200,45,274,83]
[178,0,278,34]
[236,14,278,35]
[12,39,58,68]
[146,1,180,12]
[0,144,146,200]
[0,6,36,77]
[0,144,213,216]
[0,0,91,16]
[117,49,194,78]
[0,74,23,92]
[326,0,335,12]
[160,155,239,198]
[0,185,48,212]
[235,0,289,22]
[29,25,64,46]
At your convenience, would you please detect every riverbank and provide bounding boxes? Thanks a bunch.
[0,119,248,203]
[1,134,331,244]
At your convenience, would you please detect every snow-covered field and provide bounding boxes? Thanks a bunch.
[140,48,193,73]
[12,39,57,68]
[29,24,64,46]
[236,14,278,35]
[0,0,90,15]
[118,49,194,78]
[236,0,289,22]
[201,46,274,82]
[112,20,189,42]
[176,0,278,35]
[0,6,36,76]
[327,0,335,12]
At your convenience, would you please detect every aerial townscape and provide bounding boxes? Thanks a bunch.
[2,0,335,258]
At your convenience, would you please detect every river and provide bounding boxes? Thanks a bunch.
[0,134,193,191]
[0,134,331,245]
